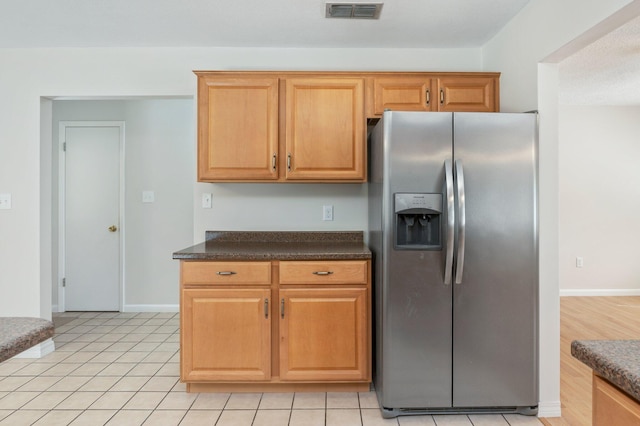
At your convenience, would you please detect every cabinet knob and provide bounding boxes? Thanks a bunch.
[108,225,118,232]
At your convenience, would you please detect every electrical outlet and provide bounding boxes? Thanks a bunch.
[142,191,155,203]
[323,205,333,221]
[576,257,584,268]
[0,193,11,210]
[202,193,212,209]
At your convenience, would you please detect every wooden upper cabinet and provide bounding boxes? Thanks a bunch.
[436,76,498,112]
[366,73,500,116]
[285,77,365,181]
[372,77,435,114]
[195,71,499,182]
[197,76,279,181]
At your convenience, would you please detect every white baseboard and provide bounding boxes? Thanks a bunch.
[53,304,179,313]
[12,338,56,359]
[560,289,640,297]
[537,400,562,418]
[122,304,179,313]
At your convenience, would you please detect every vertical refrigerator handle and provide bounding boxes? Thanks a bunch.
[444,160,455,285]
[454,159,466,284]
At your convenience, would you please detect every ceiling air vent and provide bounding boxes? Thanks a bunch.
[325,3,383,19]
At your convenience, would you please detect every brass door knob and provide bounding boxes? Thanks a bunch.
[108,225,118,232]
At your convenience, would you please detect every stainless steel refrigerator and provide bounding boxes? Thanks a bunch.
[368,111,538,417]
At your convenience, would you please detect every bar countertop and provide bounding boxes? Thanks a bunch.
[172,231,371,261]
[571,339,640,402]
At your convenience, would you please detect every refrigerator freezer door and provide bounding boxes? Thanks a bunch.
[375,111,454,409]
[452,112,538,408]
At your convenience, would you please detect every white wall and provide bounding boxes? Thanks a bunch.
[51,99,195,311]
[194,183,367,240]
[123,100,195,308]
[559,105,640,295]
[482,0,637,417]
[40,99,53,321]
[0,46,480,319]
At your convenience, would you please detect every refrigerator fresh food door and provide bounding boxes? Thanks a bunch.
[376,111,454,409]
[451,112,538,408]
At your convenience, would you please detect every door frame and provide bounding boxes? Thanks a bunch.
[57,121,126,312]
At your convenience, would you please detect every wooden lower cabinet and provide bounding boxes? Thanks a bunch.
[179,259,371,392]
[593,373,640,425]
[279,288,368,381]
[181,288,271,382]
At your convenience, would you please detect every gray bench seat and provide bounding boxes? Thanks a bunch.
[0,317,55,362]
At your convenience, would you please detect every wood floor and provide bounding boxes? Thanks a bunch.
[540,296,640,426]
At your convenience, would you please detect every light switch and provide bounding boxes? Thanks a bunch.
[202,193,212,209]
[0,193,11,209]
[142,191,155,203]
[322,205,333,221]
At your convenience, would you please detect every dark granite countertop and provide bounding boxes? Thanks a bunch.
[0,317,55,363]
[173,231,371,261]
[571,339,640,402]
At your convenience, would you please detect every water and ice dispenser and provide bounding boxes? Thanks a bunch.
[394,193,442,250]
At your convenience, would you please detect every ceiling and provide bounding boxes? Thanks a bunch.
[1,0,637,106]
[559,15,640,106]
[0,0,530,48]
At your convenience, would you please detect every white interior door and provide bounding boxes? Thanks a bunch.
[62,123,123,311]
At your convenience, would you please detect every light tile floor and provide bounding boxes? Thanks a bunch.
[0,312,543,425]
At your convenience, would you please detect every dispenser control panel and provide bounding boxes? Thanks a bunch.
[394,193,442,214]
[394,193,442,250]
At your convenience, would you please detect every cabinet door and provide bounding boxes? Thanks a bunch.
[593,374,640,426]
[197,76,279,181]
[436,76,497,112]
[279,288,368,381]
[181,288,271,381]
[285,78,365,181]
[371,77,435,115]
